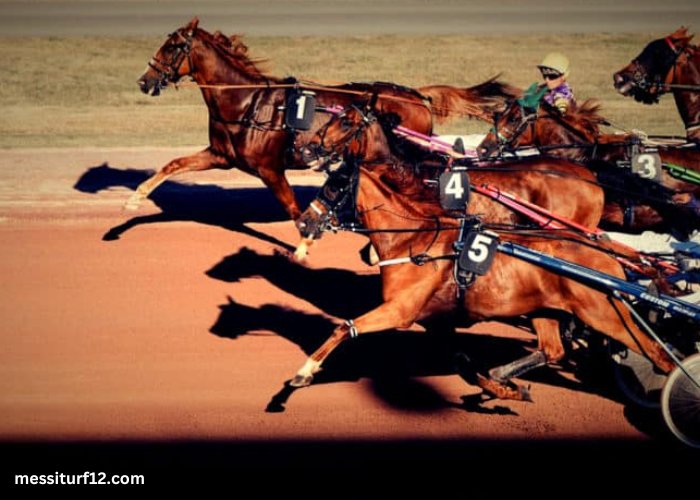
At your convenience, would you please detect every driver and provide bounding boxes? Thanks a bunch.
[537,52,576,114]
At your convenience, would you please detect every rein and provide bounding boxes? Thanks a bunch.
[652,83,700,92]
[173,79,439,110]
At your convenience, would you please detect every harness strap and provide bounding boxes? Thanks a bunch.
[665,37,679,53]
[309,200,325,215]
[378,257,412,267]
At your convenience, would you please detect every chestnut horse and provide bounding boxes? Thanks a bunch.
[289,158,675,401]
[134,17,518,220]
[613,26,700,144]
[477,96,700,238]
[296,100,691,278]
[296,100,604,250]
[295,99,677,286]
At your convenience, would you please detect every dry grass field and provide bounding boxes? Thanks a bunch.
[0,32,685,148]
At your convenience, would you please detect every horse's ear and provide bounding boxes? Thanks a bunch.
[670,25,691,43]
[186,17,199,34]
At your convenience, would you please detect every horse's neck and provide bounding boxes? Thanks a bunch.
[190,38,264,86]
[672,51,700,140]
[532,111,596,161]
[188,37,281,124]
[592,134,634,162]
[358,125,395,163]
[357,168,440,253]
[533,115,592,162]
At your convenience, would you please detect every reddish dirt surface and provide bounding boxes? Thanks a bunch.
[1,147,697,485]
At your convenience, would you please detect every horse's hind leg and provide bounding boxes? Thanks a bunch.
[124,148,228,210]
[574,292,676,374]
[474,318,563,401]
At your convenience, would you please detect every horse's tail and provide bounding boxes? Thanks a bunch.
[418,76,521,123]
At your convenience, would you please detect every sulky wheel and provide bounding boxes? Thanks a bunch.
[610,342,664,408]
[661,353,700,448]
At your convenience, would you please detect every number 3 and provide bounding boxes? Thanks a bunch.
[637,153,657,179]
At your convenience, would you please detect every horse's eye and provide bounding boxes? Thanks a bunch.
[340,118,352,130]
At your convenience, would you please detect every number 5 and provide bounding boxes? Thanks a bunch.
[468,233,493,263]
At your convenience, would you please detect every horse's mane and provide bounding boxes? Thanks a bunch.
[542,98,605,138]
[197,28,279,82]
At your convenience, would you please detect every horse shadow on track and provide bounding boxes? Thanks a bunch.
[206,247,610,415]
[73,164,318,249]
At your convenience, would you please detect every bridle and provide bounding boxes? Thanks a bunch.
[296,156,361,238]
[488,99,539,153]
[627,36,687,100]
[147,29,195,93]
[312,104,378,168]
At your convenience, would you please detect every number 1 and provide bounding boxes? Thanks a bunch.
[295,95,307,120]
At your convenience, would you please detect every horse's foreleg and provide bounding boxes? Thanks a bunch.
[258,168,302,221]
[124,149,228,210]
[290,296,427,387]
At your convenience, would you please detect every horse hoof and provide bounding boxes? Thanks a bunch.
[293,247,308,262]
[290,374,313,387]
[477,374,532,402]
[519,384,533,402]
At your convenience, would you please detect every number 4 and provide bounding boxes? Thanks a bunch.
[444,173,465,200]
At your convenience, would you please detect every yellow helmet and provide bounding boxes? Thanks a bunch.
[538,52,570,77]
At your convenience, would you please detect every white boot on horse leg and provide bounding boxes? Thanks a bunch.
[293,237,314,262]
[290,358,322,387]
[124,191,145,211]
[368,244,379,265]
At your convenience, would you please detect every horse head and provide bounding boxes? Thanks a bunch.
[295,155,361,242]
[613,26,695,104]
[300,94,398,170]
[137,17,199,96]
[477,95,540,160]
[478,92,604,162]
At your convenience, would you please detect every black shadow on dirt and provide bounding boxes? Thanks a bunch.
[73,164,318,250]
[206,246,382,320]
[207,248,676,439]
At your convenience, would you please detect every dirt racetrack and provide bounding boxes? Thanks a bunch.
[1,147,698,486]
